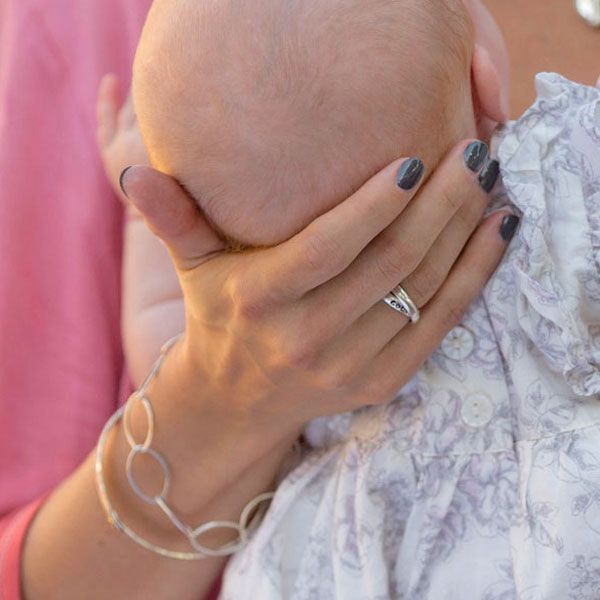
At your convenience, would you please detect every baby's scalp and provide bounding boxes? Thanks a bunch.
[134,0,475,248]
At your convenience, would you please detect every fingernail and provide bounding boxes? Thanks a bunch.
[119,166,133,198]
[499,214,519,241]
[396,158,424,191]
[479,159,500,193]
[464,140,488,172]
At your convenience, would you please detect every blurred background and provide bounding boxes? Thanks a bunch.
[485,0,600,115]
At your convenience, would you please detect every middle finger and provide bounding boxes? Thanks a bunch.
[400,157,500,307]
[303,139,492,341]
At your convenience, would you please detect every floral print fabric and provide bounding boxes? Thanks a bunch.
[220,74,600,600]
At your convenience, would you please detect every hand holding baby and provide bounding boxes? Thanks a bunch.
[120,145,512,432]
[109,0,517,431]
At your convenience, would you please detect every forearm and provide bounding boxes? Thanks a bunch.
[22,343,300,600]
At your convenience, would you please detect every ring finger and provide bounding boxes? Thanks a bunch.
[315,209,515,398]
[310,156,500,377]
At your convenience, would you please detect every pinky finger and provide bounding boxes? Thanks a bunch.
[96,73,120,150]
[354,211,519,407]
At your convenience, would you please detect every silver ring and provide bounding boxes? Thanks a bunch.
[383,284,420,323]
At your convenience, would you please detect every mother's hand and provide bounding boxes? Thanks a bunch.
[121,139,513,432]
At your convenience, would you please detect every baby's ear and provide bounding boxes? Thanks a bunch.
[471,43,509,124]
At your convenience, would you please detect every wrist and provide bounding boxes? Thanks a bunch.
[99,336,301,555]
[173,332,306,443]
[122,336,300,518]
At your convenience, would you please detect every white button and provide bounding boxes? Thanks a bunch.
[441,326,475,361]
[461,392,494,428]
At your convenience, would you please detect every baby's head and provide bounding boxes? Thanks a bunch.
[134,0,507,248]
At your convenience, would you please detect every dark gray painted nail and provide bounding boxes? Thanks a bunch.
[500,214,520,241]
[464,140,488,172]
[119,166,133,198]
[479,159,500,193]
[396,158,424,191]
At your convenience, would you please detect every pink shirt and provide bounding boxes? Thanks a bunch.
[0,1,218,598]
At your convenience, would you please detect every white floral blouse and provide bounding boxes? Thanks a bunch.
[220,74,600,600]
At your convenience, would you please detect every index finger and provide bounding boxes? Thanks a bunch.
[262,157,425,299]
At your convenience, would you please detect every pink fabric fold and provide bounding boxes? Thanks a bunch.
[0,0,151,597]
[0,0,152,515]
[0,2,223,596]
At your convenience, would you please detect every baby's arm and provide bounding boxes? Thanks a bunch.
[97,75,185,385]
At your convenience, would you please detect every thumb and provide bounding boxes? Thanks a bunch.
[120,165,227,270]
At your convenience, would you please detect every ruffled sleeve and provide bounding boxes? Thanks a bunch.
[494,73,600,396]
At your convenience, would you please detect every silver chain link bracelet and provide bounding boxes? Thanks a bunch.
[95,336,275,560]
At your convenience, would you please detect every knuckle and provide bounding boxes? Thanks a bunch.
[438,183,465,213]
[229,276,268,322]
[467,258,495,287]
[302,229,343,274]
[405,263,442,305]
[237,293,266,322]
[316,364,353,392]
[374,238,415,282]
[353,386,378,408]
[375,381,395,405]
[278,330,318,369]
[479,245,504,277]
[355,378,397,407]
[442,301,468,330]
[456,201,485,232]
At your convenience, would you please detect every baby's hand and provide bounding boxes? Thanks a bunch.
[96,74,149,204]
[97,74,185,385]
